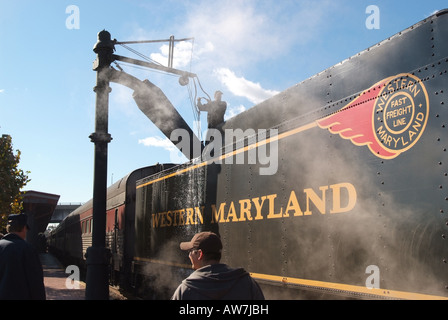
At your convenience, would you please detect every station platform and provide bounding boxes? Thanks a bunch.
[40,253,86,300]
[39,253,125,300]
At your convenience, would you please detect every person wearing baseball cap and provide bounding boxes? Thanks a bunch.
[0,213,46,300]
[197,90,227,129]
[171,231,264,300]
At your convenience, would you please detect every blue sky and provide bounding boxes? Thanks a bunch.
[0,0,446,203]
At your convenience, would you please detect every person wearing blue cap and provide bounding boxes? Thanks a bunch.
[0,213,46,300]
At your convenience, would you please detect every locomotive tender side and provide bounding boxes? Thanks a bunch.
[133,10,448,299]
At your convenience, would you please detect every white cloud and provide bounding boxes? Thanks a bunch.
[0,89,4,93]
[182,2,279,69]
[180,0,335,70]
[123,1,336,89]
[138,136,176,150]
[214,68,279,104]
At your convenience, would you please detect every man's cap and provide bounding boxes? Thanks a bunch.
[7,213,30,229]
[180,231,222,253]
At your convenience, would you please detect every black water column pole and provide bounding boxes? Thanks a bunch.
[86,30,114,300]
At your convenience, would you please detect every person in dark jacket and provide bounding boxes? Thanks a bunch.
[0,213,46,300]
[197,91,227,128]
[171,231,264,300]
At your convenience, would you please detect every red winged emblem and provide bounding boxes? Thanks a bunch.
[317,77,399,159]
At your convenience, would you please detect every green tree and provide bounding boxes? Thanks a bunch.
[0,134,30,231]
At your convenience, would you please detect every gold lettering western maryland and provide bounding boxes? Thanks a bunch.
[151,182,357,228]
[152,207,204,228]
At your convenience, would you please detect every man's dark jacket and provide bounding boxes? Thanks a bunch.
[0,233,46,300]
[171,263,264,300]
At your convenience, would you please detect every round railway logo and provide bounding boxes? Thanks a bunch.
[372,73,429,159]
